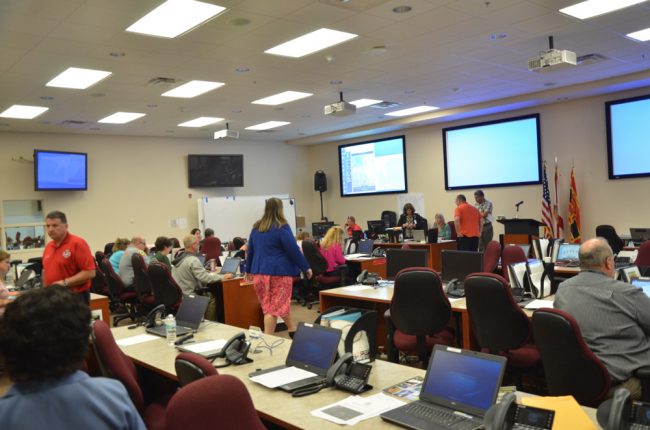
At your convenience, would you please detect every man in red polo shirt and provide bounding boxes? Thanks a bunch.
[454,194,482,252]
[42,211,96,304]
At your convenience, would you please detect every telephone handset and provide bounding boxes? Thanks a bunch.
[356,269,380,286]
[144,304,166,328]
[597,387,650,430]
[213,332,252,367]
[325,352,373,394]
[445,278,465,298]
[484,392,555,430]
[371,248,386,258]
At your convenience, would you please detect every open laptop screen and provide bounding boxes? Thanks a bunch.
[357,239,373,254]
[220,257,240,274]
[421,346,506,416]
[286,323,341,374]
[557,243,580,261]
[174,294,209,329]
[632,279,650,296]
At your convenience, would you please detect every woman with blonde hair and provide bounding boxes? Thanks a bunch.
[320,226,346,274]
[108,238,130,272]
[434,213,451,241]
[246,198,312,335]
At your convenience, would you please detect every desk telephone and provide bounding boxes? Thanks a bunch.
[484,393,555,430]
[326,352,372,394]
[371,247,386,258]
[212,332,252,367]
[445,278,465,298]
[357,269,380,286]
[597,387,650,430]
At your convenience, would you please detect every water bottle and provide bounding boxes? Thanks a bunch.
[164,314,176,345]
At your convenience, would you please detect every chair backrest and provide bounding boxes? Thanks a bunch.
[103,242,115,256]
[420,217,428,232]
[501,245,527,282]
[165,375,266,430]
[381,210,397,228]
[100,258,127,298]
[233,237,246,250]
[390,267,451,336]
[531,308,611,406]
[483,241,501,273]
[635,240,650,266]
[351,230,364,242]
[464,273,532,351]
[95,250,106,267]
[91,264,110,296]
[148,262,183,310]
[131,253,153,299]
[596,224,624,255]
[302,240,327,275]
[447,221,457,239]
[91,320,144,411]
[175,352,218,387]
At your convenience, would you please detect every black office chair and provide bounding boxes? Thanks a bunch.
[131,253,156,311]
[381,210,397,228]
[596,225,625,255]
[301,240,347,309]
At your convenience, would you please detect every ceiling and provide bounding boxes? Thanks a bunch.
[1,0,650,145]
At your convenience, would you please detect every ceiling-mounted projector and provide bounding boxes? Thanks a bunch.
[213,122,238,140]
[528,35,576,73]
[324,91,356,117]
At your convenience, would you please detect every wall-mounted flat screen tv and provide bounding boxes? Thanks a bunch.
[606,94,650,180]
[34,150,88,191]
[339,135,407,197]
[188,154,244,187]
[443,114,542,190]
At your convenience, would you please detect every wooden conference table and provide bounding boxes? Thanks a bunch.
[221,277,263,328]
[320,285,551,352]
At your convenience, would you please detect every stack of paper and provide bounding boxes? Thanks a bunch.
[311,393,405,425]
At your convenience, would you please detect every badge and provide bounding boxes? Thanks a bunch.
[63,249,71,259]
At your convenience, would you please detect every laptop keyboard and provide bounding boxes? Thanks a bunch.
[403,402,480,430]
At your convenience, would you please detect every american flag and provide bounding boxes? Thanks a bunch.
[541,161,554,239]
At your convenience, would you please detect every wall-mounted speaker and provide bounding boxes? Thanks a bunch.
[314,170,327,192]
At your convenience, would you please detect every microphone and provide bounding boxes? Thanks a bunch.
[515,200,524,209]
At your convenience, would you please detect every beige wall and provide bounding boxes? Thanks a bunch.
[305,86,650,242]
[0,132,310,258]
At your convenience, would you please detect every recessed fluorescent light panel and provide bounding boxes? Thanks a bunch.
[126,0,226,38]
[98,112,146,124]
[162,80,225,98]
[350,99,382,108]
[628,27,650,41]
[559,0,645,19]
[0,105,49,119]
[46,67,112,89]
[386,105,439,117]
[252,91,312,106]
[178,117,224,127]
[265,28,358,58]
[245,121,290,131]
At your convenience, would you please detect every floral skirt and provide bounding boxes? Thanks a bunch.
[252,274,293,317]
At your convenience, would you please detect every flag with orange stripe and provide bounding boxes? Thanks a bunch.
[568,166,581,243]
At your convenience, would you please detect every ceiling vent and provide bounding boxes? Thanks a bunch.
[147,77,180,86]
[369,101,400,109]
[318,0,391,12]
[577,53,607,65]
[59,120,90,128]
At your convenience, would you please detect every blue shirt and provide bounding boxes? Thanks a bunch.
[0,371,146,430]
[109,250,124,272]
[246,224,309,276]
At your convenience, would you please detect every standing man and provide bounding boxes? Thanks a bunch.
[454,194,482,251]
[554,238,650,399]
[42,211,96,304]
[474,190,494,251]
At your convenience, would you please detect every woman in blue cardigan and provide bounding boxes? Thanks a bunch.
[246,198,312,335]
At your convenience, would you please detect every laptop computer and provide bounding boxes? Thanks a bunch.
[14,268,34,289]
[410,229,425,242]
[220,256,241,275]
[145,294,209,337]
[356,239,374,256]
[249,322,342,392]
[632,278,650,297]
[381,345,507,430]
[554,243,580,267]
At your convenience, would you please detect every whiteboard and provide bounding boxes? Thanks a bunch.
[198,195,296,242]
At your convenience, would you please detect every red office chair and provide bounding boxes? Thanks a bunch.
[91,320,167,430]
[501,245,527,283]
[464,273,540,387]
[635,241,650,272]
[148,262,183,314]
[385,267,454,367]
[165,375,266,430]
[483,241,501,273]
[301,240,345,309]
[447,221,457,240]
[531,308,611,406]
[175,352,218,387]
[131,253,155,309]
[100,258,138,325]
[596,224,625,255]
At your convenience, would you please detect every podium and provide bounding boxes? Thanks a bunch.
[497,218,545,245]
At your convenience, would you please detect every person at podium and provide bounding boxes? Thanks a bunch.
[454,194,482,251]
[474,190,494,251]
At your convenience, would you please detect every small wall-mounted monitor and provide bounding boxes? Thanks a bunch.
[188,154,243,187]
[34,150,87,191]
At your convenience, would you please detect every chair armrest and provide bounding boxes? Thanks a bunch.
[384,309,398,363]
[634,367,650,379]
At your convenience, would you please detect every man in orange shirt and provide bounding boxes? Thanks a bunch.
[454,194,482,251]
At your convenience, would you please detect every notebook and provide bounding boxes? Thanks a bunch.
[380,345,506,430]
[145,294,208,337]
[220,257,241,275]
[249,322,342,392]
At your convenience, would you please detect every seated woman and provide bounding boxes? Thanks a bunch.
[397,203,426,239]
[150,236,172,268]
[319,226,346,275]
[108,238,129,272]
[434,213,451,240]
